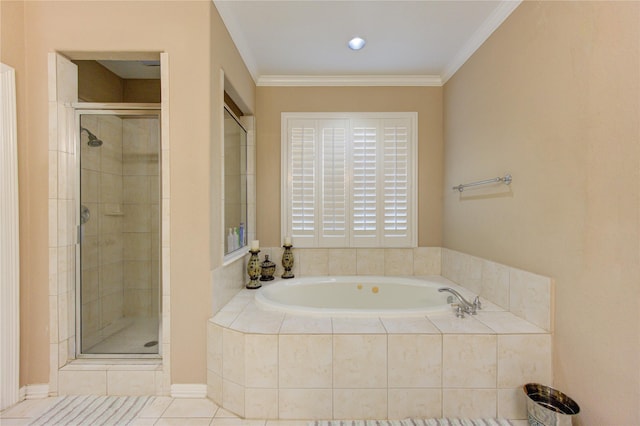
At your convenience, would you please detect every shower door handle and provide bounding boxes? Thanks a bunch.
[78,204,90,244]
[80,204,90,224]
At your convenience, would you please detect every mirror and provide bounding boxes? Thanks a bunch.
[224,106,248,255]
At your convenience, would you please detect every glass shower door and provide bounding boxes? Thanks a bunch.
[78,109,161,356]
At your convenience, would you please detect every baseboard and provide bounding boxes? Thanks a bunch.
[20,384,50,400]
[170,384,207,398]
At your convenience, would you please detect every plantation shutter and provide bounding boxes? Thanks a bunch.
[282,113,416,248]
[287,120,317,246]
[382,118,412,246]
[319,120,349,247]
[351,120,379,247]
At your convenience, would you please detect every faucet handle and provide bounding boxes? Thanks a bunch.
[473,296,482,310]
[454,304,465,318]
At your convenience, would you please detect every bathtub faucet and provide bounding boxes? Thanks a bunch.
[438,287,481,317]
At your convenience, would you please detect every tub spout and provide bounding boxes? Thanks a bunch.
[438,287,480,316]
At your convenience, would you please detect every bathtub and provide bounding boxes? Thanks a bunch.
[255,275,452,317]
[209,274,552,420]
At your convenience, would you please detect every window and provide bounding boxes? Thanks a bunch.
[282,112,417,248]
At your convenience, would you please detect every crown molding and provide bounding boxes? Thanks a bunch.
[257,74,443,87]
[441,0,522,84]
[217,0,521,87]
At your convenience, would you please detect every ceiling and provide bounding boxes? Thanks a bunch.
[214,0,522,86]
[97,60,161,79]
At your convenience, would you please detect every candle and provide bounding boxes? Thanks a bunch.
[284,235,292,246]
[250,240,259,251]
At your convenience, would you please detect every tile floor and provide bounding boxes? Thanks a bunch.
[84,317,160,355]
[0,396,307,426]
[0,396,530,426]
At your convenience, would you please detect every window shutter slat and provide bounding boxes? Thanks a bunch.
[351,125,377,236]
[383,120,410,240]
[320,122,348,243]
[289,124,316,240]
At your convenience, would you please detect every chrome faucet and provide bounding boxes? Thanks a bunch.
[438,287,481,317]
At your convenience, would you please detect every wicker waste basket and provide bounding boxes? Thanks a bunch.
[524,383,580,426]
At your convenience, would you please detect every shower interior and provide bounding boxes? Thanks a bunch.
[78,109,161,356]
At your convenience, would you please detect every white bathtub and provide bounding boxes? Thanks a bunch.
[255,275,452,317]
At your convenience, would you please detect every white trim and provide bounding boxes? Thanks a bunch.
[0,62,20,411]
[441,0,522,83]
[219,70,227,261]
[24,384,50,400]
[19,384,50,400]
[170,384,207,398]
[49,52,79,396]
[159,51,171,396]
[281,112,420,120]
[71,102,160,110]
[258,74,442,87]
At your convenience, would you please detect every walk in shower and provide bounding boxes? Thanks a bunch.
[77,107,161,356]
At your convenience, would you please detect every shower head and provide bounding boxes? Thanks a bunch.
[81,127,103,147]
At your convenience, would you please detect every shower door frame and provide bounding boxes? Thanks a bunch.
[74,103,162,359]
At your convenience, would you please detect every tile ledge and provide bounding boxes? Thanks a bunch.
[61,359,162,371]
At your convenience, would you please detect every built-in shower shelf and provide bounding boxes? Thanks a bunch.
[104,211,124,216]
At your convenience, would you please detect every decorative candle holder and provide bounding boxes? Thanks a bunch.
[246,249,262,289]
[281,244,295,279]
[260,255,276,281]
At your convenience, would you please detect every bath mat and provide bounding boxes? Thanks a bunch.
[309,420,512,426]
[30,395,154,425]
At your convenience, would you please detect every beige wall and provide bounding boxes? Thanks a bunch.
[74,60,124,103]
[209,4,256,265]
[2,0,254,387]
[255,86,443,248]
[124,79,161,103]
[74,60,162,103]
[443,2,639,424]
[1,0,35,388]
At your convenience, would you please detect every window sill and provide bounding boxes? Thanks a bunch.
[223,248,248,266]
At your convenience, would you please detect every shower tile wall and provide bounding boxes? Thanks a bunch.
[81,114,125,349]
[122,118,160,318]
[81,115,159,351]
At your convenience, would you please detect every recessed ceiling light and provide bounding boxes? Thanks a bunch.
[348,37,366,51]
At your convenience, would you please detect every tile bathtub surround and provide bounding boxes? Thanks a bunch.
[205,247,552,419]
[245,247,551,331]
[255,247,442,279]
[211,257,248,315]
[441,248,553,331]
[207,281,551,421]
[224,247,534,287]
[387,334,442,388]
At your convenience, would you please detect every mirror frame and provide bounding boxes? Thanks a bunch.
[223,105,248,256]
